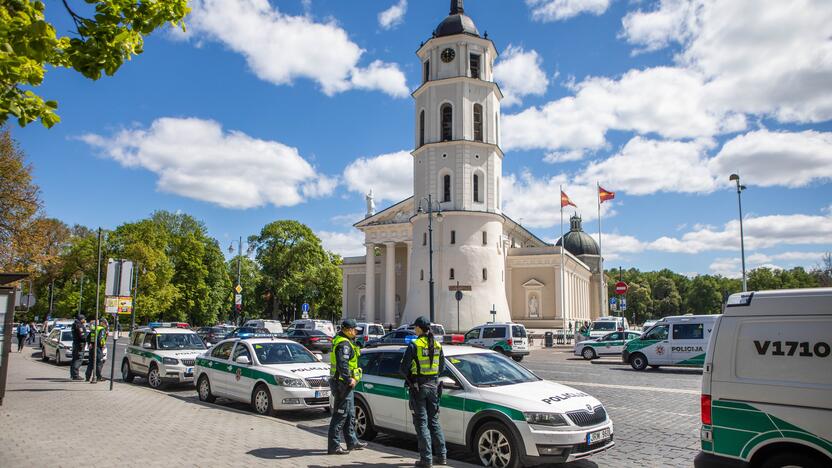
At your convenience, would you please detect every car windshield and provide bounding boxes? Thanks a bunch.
[156,333,206,350]
[253,342,318,364]
[368,325,385,335]
[61,331,73,341]
[447,352,539,387]
[591,322,616,331]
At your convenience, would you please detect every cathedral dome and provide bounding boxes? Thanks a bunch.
[434,0,480,38]
[556,215,600,256]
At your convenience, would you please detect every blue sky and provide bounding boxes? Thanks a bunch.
[11,0,832,276]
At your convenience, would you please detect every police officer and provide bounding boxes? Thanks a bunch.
[327,319,368,455]
[399,316,447,467]
[70,314,86,381]
[85,319,108,383]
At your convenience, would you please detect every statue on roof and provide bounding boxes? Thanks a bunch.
[366,189,376,217]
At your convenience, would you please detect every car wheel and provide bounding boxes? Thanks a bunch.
[251,384,273,416]
[475,421,520,468]
[511,356,523,362]
[630,353,648,371]
[121,360,135,383]
[354,398,377,441]
[759,451,827,468]
[147,364,164,389]
[197,375,216,403]
[582,347,597,360]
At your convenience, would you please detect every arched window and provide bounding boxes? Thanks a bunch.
[443,174,452,202]
[482,268,488,281]
[441,104,453,141]
[473,104,483,142]
[473,173,480,203]
[420,270,424,281]
[419,110,425,147]
[449,268,455,280]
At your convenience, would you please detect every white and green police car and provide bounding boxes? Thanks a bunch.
[122,326,206,388]
[574,331,642,360]
[463,322,530,361]
[622,315,719,371]
[193,337,331,415]
[353,345,614,467]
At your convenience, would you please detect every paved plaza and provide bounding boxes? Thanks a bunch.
[1,342,701,467]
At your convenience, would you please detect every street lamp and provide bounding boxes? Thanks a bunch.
[729,174,748,291]
[228,237,253,325]
[417,194,443,323]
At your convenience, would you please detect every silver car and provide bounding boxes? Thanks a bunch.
[41,328,107,365]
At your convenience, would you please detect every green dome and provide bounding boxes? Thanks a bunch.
[556,215,600,256]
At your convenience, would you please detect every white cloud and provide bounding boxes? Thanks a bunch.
[710,251,825,277]
[378,0,407,30]
[708,130,832,188]
[620,0,695,53]
[493,45,550,107]
[544,150,585,164]
[526,0,611,22]
[80,117,333,209]
[183,0,408,98]
[331,213,366,227]
[318,230,366,257]
[343,150,413,203]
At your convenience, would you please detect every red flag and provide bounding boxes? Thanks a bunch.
[561,191,576,208]
[599,186,615,203]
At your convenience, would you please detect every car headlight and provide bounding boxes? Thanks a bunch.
[162,357,179,365]
[275,376,305,387]
[524,412,568,427]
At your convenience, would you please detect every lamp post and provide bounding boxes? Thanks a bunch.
[228,237,252,325]
[729,174,748,291]
[417,194,443,323]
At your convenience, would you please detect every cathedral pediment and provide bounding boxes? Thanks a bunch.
[354,197,414,229]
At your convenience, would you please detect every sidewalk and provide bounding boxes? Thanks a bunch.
[0,346,477,467]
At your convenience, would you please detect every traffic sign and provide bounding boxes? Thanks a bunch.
[448,285,472,291]
[615,281,628,295]
[302,303,309,313]
[609,297,617,305]
[621,297,627,311]
[234,294,242,305]
[234,284,242,294]
[455,290,463,301]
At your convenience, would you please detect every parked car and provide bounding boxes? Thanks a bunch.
[641,320,658,332]
[40,328,106,364]
[289,319,335,337]
[574,331,642,360]
[286,329,333,353]
[463,322,530,361]
[196,326,229,346]
[396,322,446,343]
[585,317,630,340]
[242,319,284,335]
[225,327,273,340]
[364,329,417,348]
[623,315,719,370]
[355,322,386,348]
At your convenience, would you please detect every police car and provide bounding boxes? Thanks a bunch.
[573,331,642,360]
[463,322,530,361]
[353,345,614,467]
[193,337,331,415]
[622,315,718,371]
[121,326,206,388]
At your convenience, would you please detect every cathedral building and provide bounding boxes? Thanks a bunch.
[340,1,607,331]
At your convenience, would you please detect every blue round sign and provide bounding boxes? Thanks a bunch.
[302,303,309,313]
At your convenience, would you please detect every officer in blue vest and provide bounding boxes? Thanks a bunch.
[399,316,447,467]
[327,318,368,455]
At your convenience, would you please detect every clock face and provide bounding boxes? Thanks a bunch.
[441,48,456,63]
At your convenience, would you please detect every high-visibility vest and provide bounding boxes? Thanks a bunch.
[410,336,442,376]
[330,335,362,382]
[88,326,106,348]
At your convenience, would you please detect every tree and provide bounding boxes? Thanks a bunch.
[747,267,781,291]
[685,275,723,314]
[226,255,262,324]
[1,0,189,127]
[812,252,832,287]
[652,276,682,318]
[0,128,41,269]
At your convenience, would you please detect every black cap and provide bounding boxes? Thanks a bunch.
[341,318,357,329]
[76,314,85,321]
[412,316,431,330]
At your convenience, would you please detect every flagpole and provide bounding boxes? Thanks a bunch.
[560,185,566,331]
[597,182,605,317]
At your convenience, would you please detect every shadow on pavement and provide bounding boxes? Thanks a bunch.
[247,447,329,459]
[589,360,627,366]
[610,367,703,375]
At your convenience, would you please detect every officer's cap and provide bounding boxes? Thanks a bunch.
[412,316,431,330]
[341,318,357,329]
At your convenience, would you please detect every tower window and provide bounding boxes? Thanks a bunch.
[423,60,430,83]
[482,231,488,245]
[443,174,451,203]
[473,173,480,203]
[482,268,488,281]
[441,104,453,141]
[449,268,455,280]
[473,104,483,142]
[423,232,427,246]
[450,230,456,244]
[419,110,425,147]
[420,270,424,281]
[470,54,481,79]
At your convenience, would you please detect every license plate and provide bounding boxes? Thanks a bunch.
[587,428,610,445]
[315,390,330,398]
[186,368,193,374]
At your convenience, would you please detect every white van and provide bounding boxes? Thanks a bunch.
[290,319,335,338]
[696,289,832,468]
[355,322,386,347]
[242,319,283,335]
[587,317,629,339]
[622,315,719,370]
[463,322,530,361]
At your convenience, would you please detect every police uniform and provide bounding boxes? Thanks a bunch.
[85,323,107,382]
[399,317,447,467]
[327,319,367,455]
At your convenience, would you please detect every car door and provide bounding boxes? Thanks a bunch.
[204,341,234,396]
[510,325,528,352]
[362,351,408,432]
[436,366,467,445]
[642,324,670,364]
[482,326,506,350]
[464,328,482,347]
[228,342,255,402]
[44,329,59,358]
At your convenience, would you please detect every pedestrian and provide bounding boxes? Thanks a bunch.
[85,319,108,383]
[16,322,29,352]
[70,314,86,381]
[399,316,447,467]
[327,318,367,455]
[27,321,37,344]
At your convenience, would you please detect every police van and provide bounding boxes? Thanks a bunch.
[121,326,207,389]
[353,345,614,467]
[622,315,719,371]
[463,322,530,361]
[696,289,832,468]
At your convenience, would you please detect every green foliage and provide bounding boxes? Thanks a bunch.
[227,255,262,323]
[0,0,189,127]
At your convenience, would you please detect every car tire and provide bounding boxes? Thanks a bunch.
[251,384,274,416]
[354,398,377,441]
[759,451,827,468]
[197,375,216,403]
[474,421,521,468]
[511,356,523,362]
[630,353,648,371]
[121,359,135,383]
[147,363,164,389]
[582,347,597,360]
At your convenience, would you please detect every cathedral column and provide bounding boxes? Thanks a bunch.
[405,241,413,295]
[384,242,397,326]
[365,243,375,321]
[341,268,348,320]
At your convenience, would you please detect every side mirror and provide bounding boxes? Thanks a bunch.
[142,342,152,349]
[313,353,323,362]
[438,376,461,391]
[235,355,251,365]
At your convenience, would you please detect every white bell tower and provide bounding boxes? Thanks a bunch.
[403,0,511,331]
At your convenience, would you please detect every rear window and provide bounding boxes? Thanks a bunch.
[430,325,446,335]
[375,352,404,379]
[368,325,385,335]
[61,331,73,341]
[591,321,617,331]
[511,325,526,338]
[482,327,506,339]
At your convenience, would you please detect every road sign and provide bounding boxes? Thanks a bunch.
[609,297,617,305]
[448,285,472,291]
[234,284,242,294]
[615,281,628,295]
[455,290,463,301]
[105,259,133,297]
[302,303,309,313]
[234,294,242,305]
[621,297,627,311]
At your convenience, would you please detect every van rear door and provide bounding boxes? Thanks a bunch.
[511,325,528,351]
